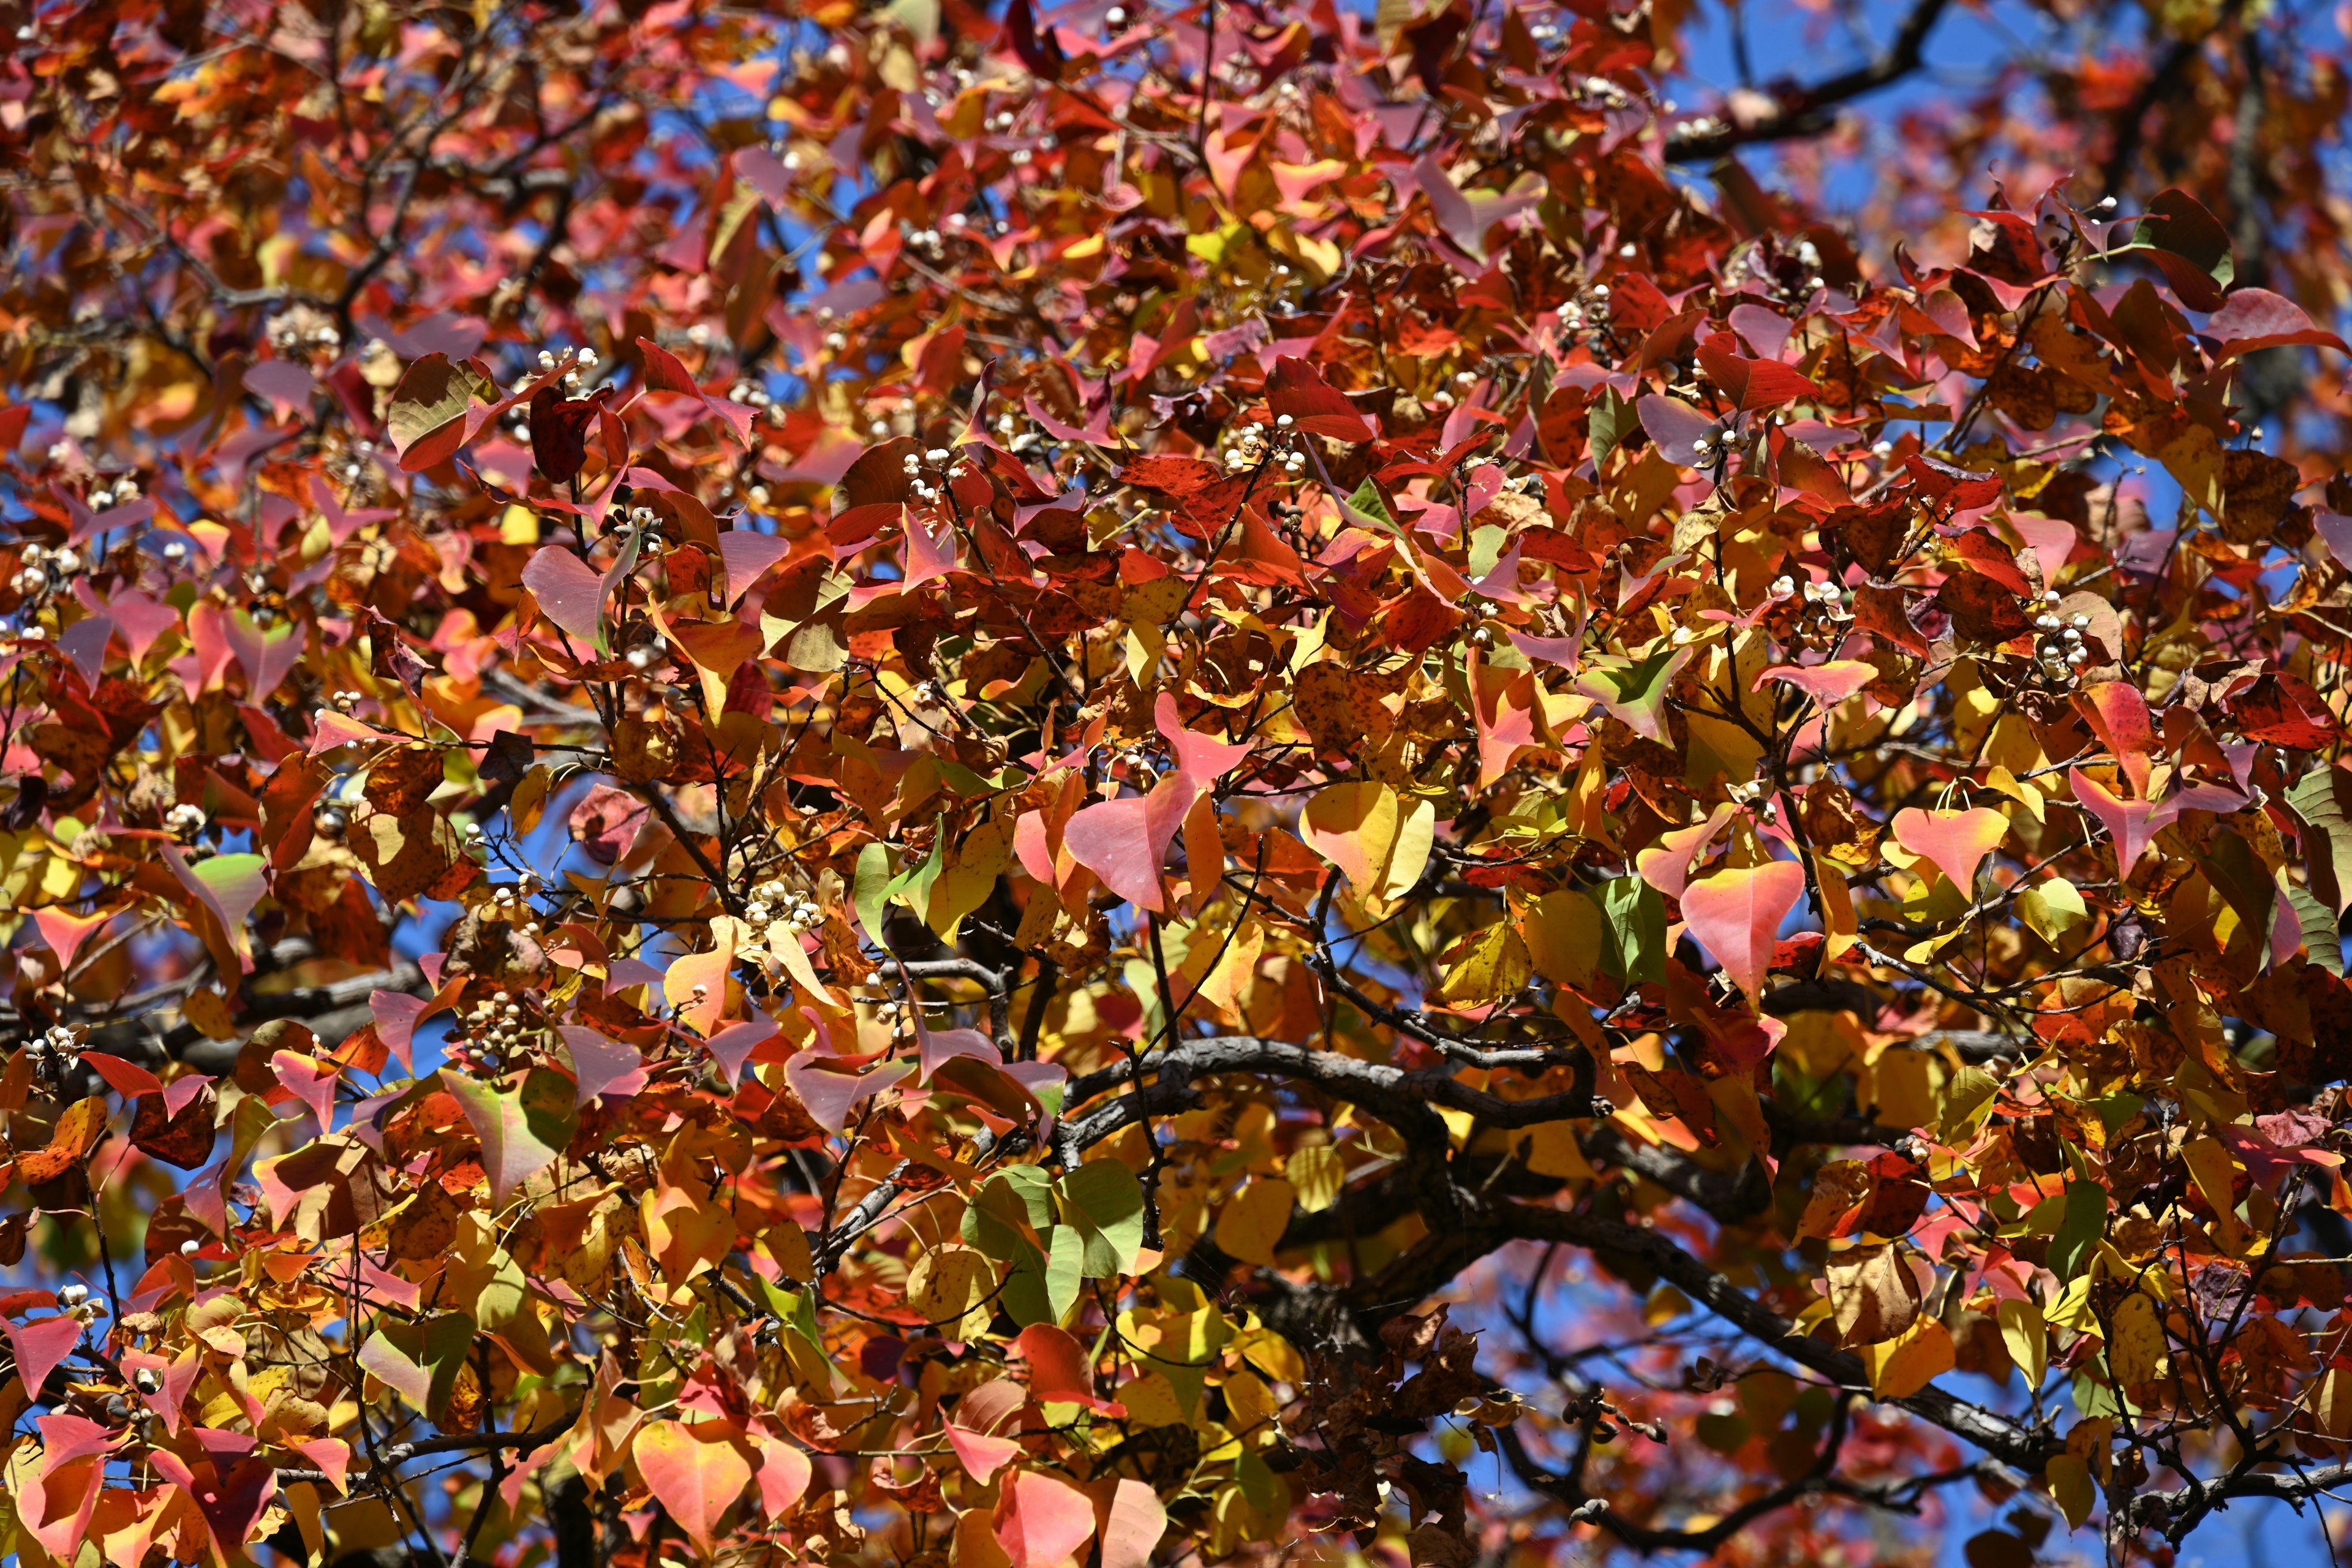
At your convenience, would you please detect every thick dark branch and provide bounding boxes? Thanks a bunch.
[1665,0,1951,163]
[1499,1204,2051,1469]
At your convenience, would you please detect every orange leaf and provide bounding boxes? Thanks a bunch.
[1890,806,2009,894]
[1679,861,1807,1005]
[996,1469,1097,1568]
[635,1419,753,1559]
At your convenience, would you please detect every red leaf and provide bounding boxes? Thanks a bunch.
[634,1419,754,1559]
[1117,454,1226,496]
[1267,356,1376,442]
[1679,861,1807,1006]
[636,336,709,398]
[1903,453,2004,509]
[1695,333,1821,410]
[996,1469,1098,1568]
[2076,681,2158,798]
[529,386,614,485]
[1013,1323,1122,1412]
[78,1050,160,1099]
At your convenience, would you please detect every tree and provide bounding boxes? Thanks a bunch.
[2,0,2351,1565]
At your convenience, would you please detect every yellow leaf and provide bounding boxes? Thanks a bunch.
[1299,782,1432,914]
[1284,1144,1343,1213]
[2045,1453,2096,1529]
[1861,1316,1953,1399]
[907,1243,997,1340]
[1196,918,1266,1025]
[2181,1135,2237,1212]
[1233,1325,1305,1383]
[1811,853,1857,963]
[2107,1291,2168,1386]
[1213,1176,1296,1266]
[1998,1297,2048,1387]
[2019,878,2090,948]
[1871,1049,1938,1129]
[1520,1121,1597,1182]
[1515,889,1604,990]
[1432,923,1531,1009]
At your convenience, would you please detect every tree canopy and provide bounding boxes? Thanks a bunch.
[4,1,2352,1567]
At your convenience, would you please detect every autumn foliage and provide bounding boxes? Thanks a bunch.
[6,0,2352,1566]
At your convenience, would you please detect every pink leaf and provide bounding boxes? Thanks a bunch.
[271,1050,341,1132]
[945,1417,1024,1485]
[292,1437,352,1495]
[782,1057,913,1136]
[1061,777,1192,911]
[522,546,608,647]
[717,530,791,603]
[917,1021,1002,1082]
[703,1016,779,1088]
[30,905,113,970]
[2070,767,2161,872]
[557,1026,646,1104]
[370,990,432,1073]
[1679,861,1807,1006]
[2206,287,2350,360]
[996,1469,1099,1568]
[1635,804,1735,902]
[1098,1477,1167,1568]
[6,1314,83,1397]
[308,710,383,756]
[750,1432,812,1520]
[1756,661,1877,709]
[899,514,960,590]
[1890,807,2010,894]
[1154,692,1253,786]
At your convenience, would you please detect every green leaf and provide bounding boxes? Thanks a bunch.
[1588,386,1634,466]
[1342,478,1398,534]
[2049,1178,2106,1282]
[2288,763,2352,918]
[1042,1223,1085,1325]
[853,842,894,945]
[2285,880,2345,974]
[440,1066,577,1208]
[386,353,470,451]
[1059,1158,1145,1278]
[1574,643,1694,744]
[1595,877,1665,987]
[357,1311,475,1417]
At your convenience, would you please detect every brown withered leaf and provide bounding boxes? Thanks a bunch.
[1827,1243,1925,1346]
[353,805,474,904]
[363,745,445,817]
[130,1082,219,1169]
[2219,450,2302,543]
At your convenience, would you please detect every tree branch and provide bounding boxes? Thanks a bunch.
[1665,0,1951,163]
